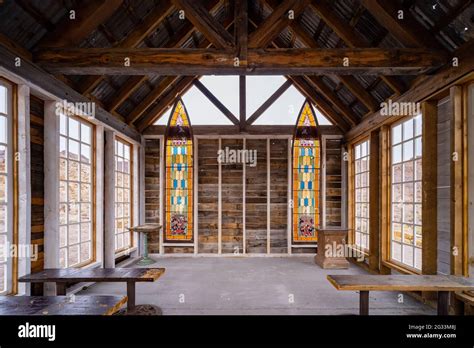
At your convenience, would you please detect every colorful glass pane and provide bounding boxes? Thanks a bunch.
[292,101,320,243]
[165,100,193,242]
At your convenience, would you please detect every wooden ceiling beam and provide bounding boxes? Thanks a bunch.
[136,76,197,132]
[171,0,234,49]
[360,0,443,49]
[77,0,174,95]
[36,0,123,48]
[194,79,239,125]
[246,79,292,125]
[36,47,446,75]
[248,0,309,48]
[235,0,248,63]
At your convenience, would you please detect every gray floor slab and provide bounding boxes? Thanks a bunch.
[78,256,435,315]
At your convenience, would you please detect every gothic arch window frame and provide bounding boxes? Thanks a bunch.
[291,100,321,244]
[164,98,194,243]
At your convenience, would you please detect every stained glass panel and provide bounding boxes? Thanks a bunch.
[292,101,320,243]
[165,100,193,242]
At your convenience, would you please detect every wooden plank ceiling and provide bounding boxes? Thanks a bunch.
[0,0,472,133]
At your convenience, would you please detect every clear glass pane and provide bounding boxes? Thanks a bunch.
[403,119,414,140]
[403,140,414,161]
[392,125,402,144]
[69,118,80,140]
[81,124,91,144]
[0,86,7,114]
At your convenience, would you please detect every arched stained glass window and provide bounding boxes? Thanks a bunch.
[165,99,193,242]
[292,100,320,243]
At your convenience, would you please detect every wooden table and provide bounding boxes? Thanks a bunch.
[19,268,165,311]
[327,274,474,315]
[0,295,127,315]
[128,224,162,265]
[314,228,350,269]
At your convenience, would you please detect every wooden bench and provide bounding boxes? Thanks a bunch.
[0,295,127,315]
[19,268,165,311]
[327,274,474,315]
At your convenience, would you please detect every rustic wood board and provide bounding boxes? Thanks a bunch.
[128,224,162,233]
[19,268,165,283]
[0,296,127,315]
[327,275,474,291]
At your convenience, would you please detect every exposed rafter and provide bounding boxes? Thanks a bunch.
[308,0,406,95]
[77,0,175,95]
[137,76,197,132]
[126,76,179,124]
[248,0,308,48]
[172,0,234,48]
[36,0,123,48]
[360,0,444,49]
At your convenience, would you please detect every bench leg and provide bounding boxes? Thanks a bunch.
[127,281,136,312]
[31,283,43,296]
[437,291,449,315]
[56,283,67,296]
[360,291,369,315]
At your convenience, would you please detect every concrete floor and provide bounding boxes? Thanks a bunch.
[78,256,435,315]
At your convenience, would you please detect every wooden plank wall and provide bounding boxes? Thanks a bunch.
[143,136,343,255]
[197,139,219,253]
[325,138,342,227]
[437,96,452,275]
[270,139,288,253]
[144,139,160,253]
[221,139,243,253]
[30,96,44,272]
[245,139,267,253]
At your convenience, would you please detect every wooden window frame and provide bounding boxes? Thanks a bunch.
[114,136,134,253]
[383,115,423,274]
[58,113,96,268]
[349,137,370,255]
[0,77,17,294]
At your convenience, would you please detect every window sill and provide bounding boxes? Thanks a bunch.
[115,246,137,259]
[382,260,421,275]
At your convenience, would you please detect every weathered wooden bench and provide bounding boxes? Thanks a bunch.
[0,295,127,315]
[19,268,165,311]
[327,274,474,315]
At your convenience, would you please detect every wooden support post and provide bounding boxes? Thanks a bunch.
[104,130,116,268]
[421,101,438,275]
[368,130,380,272]
[437,291,450,315]
[56,283,67,296]
[450,86,466,276]
[239,76,246,131]
[44,101,60,295]
[126,281,136,311]
[359,291,369,315]
[379,126,391,273]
